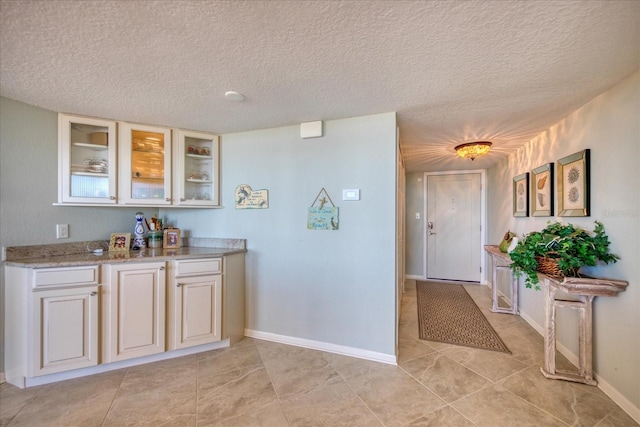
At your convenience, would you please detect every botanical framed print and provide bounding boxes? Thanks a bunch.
[557,149,590,217]
[513,173,529,217]
[163,228,181,249]
[531,163,554,216]
[109,232,131,251]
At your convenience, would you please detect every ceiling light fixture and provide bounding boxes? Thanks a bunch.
[225,91,245,101]
[455,141,492,160]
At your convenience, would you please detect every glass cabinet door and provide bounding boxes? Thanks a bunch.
[58,114,117,204]
[119,122,172,205]
[173,130,220,207]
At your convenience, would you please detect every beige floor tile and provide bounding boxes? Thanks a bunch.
[6,370,125,427]
[197,365,278,424]
[103,388,197,427]
[258,345,342,398]
[209,400,290,427]
[280,381,382,426]
[346,363,446,427]
[502,366,620,426]
[0,383,41,427]
[197,338,262,376]
[405,405,476,426]
[452,383,567,426]
[397,333,437,363]
[444,346,528,382]
[324,352,393,381]
[400,353,491,403]
[117,354,197,397]
[595,408,640,427]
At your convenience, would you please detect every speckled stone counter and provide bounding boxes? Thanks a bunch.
[4,238,246,268]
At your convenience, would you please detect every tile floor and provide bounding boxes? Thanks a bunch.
[1,281,637,426]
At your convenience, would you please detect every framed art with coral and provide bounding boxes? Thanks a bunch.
[557,149,590,217]
[513,173,529,217]
[531,163,554,217]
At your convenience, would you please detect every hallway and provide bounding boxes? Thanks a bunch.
[1,282,635,426]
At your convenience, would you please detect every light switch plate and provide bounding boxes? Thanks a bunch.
[342,189,360,201]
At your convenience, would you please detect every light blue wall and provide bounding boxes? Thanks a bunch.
[162,113,399,355]
[486,72,640,413]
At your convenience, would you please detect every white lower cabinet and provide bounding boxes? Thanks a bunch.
[4,265,100,387]
[4,252,244,389]
[101,262,166,362]
[167,258,222,350]
[32,286,99,376]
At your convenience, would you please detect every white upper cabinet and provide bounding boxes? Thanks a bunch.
[58,114,220,207]
[119,122,172,205]
[173,129,220,207]
[58,114,118,204]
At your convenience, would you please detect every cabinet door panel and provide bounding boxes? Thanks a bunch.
[107,263,166,361]
[59,114,117,204]
[31,286,98,376]
[173,275,222,349]
[119,122,172,205]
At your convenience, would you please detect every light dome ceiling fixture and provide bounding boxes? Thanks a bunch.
[455,141,492,160]
[224,91,245,101]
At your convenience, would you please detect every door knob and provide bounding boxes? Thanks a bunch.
[428,231,437,235]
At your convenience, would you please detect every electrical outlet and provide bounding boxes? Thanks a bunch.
[56,224,69,239]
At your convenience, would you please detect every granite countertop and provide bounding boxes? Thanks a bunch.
[3,238,246,268]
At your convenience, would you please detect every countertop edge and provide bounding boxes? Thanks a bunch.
[3,247,246,268]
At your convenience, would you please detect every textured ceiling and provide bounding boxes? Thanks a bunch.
[1,0,639,172]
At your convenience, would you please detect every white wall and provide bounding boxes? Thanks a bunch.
[486,71,640,416]
[162,113,399,357]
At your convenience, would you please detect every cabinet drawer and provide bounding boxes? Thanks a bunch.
[33,266,99,289]
[174,258,221,276]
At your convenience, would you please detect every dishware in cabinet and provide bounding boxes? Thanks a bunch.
[58,114,117,204]
[173,129,220,206]
[119,122,172,205]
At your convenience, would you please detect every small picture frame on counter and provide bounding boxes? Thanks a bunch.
[109,233,131,251]
[163,228,181,249]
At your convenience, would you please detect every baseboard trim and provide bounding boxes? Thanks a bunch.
[406,274,424,281]
[0,372,5,384]
[518,311,640,424]
[245,329,397,365]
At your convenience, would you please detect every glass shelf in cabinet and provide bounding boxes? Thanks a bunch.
[72,142,109,151]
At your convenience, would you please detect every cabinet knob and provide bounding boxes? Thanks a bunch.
[165,197,171,202]
[159,266,165,271]
[90,291,97,296]
[110,196,116,200]
[177,283,183,287]
[180,198,186,202]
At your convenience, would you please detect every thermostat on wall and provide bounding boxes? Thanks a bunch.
[342,189,360,201]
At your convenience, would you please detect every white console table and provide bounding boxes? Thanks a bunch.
[539,275,628,386]
[484,245,519,315]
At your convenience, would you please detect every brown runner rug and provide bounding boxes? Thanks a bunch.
[416,281,510,353]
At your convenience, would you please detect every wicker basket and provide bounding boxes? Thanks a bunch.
[535,256,564,278]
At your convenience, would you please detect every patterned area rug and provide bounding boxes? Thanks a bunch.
[416,281,510,353]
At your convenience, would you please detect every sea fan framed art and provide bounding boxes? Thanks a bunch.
[557,149,590,217]
[513,173,529,217]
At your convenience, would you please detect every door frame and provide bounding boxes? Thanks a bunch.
[423,169,487,284]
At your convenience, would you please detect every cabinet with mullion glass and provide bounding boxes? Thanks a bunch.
[173,129,220,207]
[58,114,117,204]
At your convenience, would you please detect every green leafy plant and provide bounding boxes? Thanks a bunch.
[509,221,619,290]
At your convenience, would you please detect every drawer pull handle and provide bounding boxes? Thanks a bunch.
[90,291,97,296]
[160,266,165,271]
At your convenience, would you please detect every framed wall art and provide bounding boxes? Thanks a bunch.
[531,163,554,217]
[513,173,529,217]
[557,149,590,217]
[109,232,131,251]
[163,228,181,249]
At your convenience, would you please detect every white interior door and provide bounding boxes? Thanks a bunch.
[426,173,481,282]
